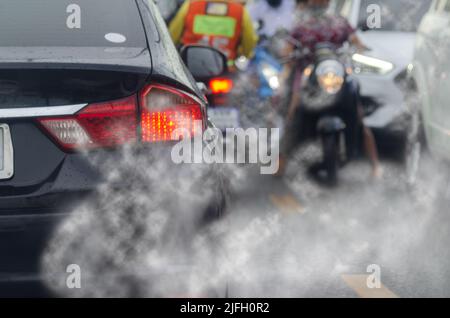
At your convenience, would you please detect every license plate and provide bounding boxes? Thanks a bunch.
[208,108,240,131]
[0,124,14,180]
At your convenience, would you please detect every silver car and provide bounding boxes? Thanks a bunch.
[330,0,431,154]
[407,0,450,183]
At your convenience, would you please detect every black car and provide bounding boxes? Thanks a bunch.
[0,0,229,296]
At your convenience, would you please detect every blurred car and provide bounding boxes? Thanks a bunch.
[330,0,432,154]
[408,0,450,180]
[0,0,228,294]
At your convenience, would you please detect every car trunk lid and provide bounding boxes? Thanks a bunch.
[0,47,151,108]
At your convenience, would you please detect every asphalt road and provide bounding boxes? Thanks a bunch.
[1,144,450,297]
[225,144,450,297]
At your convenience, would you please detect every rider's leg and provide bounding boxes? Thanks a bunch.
[358,106,383,178]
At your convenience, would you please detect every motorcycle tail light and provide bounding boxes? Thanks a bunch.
[209,78,233,94]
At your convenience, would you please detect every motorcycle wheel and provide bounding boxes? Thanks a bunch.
[322,134,339,185]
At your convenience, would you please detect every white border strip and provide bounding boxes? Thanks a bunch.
[0,124,14,180]
[0,104,87,119]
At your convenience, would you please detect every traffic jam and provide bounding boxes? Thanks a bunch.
[0,0,449,300]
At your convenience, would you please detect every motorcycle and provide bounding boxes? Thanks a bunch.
[229,43,285,132]
[289,42,362,185]
[248,44,283,100]
[178,44,238,131]
[188,49,284,132]
[204,72,241,132]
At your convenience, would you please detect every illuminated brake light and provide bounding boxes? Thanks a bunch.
[209,78,233,94]
[38,95,137,150]
[38,85,204,150]
[140,84,204,143]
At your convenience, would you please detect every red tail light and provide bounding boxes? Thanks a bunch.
[209,78,233,94]
[38,96,137,151]
[140,84,203,143]
[38,84,204,151]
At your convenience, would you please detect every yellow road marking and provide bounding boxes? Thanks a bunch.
[270,194,305,215]
[342,275,399,298]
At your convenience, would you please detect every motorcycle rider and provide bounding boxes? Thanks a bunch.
[169,0,259,64]
[248,0,297,38]
[277,0,382,178]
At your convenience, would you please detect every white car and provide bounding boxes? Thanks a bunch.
[408,0,450,178]
[330,0,431,154]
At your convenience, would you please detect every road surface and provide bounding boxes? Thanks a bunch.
[1,144,450,297]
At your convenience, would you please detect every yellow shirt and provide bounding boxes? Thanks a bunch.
[169,0,258,59]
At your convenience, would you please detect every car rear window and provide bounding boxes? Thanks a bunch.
[0,0,146,47]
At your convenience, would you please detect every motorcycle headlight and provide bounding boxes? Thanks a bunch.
[315,60,345,95]
[352,53,394,75]
[261,63,281,90]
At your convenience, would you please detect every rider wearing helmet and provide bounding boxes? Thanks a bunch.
[169,0,258,63]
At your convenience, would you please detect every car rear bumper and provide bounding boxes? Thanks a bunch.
[0,210,70,232]
[0,209,64,296]
[0,165,228,296]
[0,148,228,223]
[0,160,98,230]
